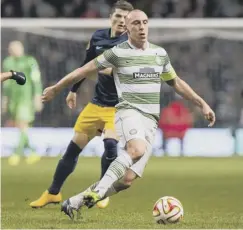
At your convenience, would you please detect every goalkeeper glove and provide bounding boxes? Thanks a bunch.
[10,70,26,85]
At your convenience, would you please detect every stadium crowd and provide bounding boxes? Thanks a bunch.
[2,0,243,18]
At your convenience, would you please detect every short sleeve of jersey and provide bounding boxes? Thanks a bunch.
[94,47,118,70]
[160,53,177,82]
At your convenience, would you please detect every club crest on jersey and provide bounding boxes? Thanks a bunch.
[133,67,160,79]
[155,56,163,66]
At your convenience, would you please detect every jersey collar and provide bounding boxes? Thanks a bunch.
[127,40,149,50]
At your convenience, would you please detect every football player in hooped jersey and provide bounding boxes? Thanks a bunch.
[41,9,216,219]
[30,0,134,209]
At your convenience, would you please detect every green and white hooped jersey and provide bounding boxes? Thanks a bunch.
[94,40,177,122]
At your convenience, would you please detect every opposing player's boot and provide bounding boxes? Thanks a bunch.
[26,152,41,165]
[8,154,20,166]
[61,199,81,220]
[83,191,102,208]
[30,190,62,208]
[96,197,110,209]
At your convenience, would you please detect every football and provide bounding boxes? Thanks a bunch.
[152,196,184,224]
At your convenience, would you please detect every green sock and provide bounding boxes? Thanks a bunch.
[15,130,28,156]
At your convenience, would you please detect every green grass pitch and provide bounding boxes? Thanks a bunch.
[2,157,243,229]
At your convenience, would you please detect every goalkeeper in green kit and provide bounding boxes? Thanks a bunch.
[2,41,43,166]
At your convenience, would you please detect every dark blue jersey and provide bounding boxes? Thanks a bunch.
[71,28,128,107]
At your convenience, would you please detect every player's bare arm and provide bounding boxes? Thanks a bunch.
[1,71,26,85]
[166,76,216,127]
[42,60,98,102]
[1,72,13,82]
[99,68,112,76]
[66,68,113,109]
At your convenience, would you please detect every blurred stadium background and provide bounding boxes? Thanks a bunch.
[1,0,243,228]
[1,0,243,157]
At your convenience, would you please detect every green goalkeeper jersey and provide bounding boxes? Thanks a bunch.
[2,55,42,107]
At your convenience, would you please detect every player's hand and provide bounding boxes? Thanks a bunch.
[66,92,77,109]
[42,85,57,102]
[201,104,216,127]
[10,70,26,85]
[34,95,43,112]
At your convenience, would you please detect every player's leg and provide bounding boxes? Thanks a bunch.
[63,170,131,212]
[63,120,156,216]
[70,142,153,207]
[62,164,147,218]
[79,106,117,209]
[9,105,35,166]
[48,103,103,196]
[104,116,156,197]
[47,131,89,195]
[62,169,135,219]
[75,169,136,204]
[100,107,118,178]
[101,130,118,178]
[84,109,154,206]
[29,131,88,208]
[86,145,153,206]
[61,123,120,215]
[8,121,28,166]
[30,103,99,208]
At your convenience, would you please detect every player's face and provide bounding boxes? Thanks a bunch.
[8,41,24,57]
[126,11,148,45]
[110,8,130,36]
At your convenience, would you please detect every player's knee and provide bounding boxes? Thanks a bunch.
[103,138,118,159]
[126,139,147,161]
[122,169,137,187]
[72,132,89,149]
[104,129,117,140]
